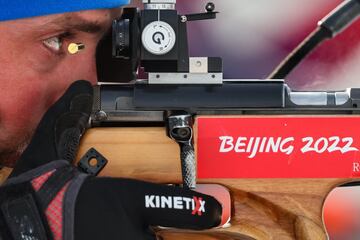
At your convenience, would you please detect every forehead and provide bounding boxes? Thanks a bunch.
[0,8,122,33]
[46,9,121,26]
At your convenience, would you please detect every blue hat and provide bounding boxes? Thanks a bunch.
[0,0,130,21]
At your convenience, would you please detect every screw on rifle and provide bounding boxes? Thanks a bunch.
[206,2,215,12]
[172,127,191,141]
[181,15,187,23]
[95,110,108,121]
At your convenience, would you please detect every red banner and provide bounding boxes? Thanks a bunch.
[197,117,360,178]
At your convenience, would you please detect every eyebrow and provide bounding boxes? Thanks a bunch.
[66,21,104,33]
[42,13,110,34]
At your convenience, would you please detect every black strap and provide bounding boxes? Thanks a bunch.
[37,166,75,210]
[0,182,53,240]
[0,162,79,240]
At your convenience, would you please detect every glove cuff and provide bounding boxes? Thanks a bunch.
[1,161,88,240]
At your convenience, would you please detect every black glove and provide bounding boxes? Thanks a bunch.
[2,81,222,240]
[9,80,92,177]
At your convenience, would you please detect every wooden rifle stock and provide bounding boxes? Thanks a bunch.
[76,123,356,240]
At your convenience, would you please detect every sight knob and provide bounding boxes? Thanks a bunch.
[206,2,215,12]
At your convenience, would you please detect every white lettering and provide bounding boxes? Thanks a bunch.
[234,137,247,153]
[199,200,206,213]
[219,136,295,157]
[266,137,281,153]
[173,197,183,209]
[183,197,192,210]
[342,137,359,153]
[280,137,294,155]
[219,136,359,156]
[145,195,206,213]
[259,137,267,153]
[302,137,359,154]
[314,137,328,153]
[328,136,341,153]
[145,195,155,208]
[248,137,260,158]
[155,196,160,208]
[246,137,254,153]
[219,136,234,152]
[161,196,172,208]
[353,163,360,172]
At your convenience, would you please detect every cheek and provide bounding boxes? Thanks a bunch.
[0,76,49,138]
[45,59,97,105]
[45,48,98,103]
[0,40,98,142]
[0,54,57,145]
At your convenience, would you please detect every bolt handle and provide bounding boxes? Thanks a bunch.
[180,142,196,189]
[167,115,196,189]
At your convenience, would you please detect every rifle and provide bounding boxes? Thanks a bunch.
[76,0,360,239]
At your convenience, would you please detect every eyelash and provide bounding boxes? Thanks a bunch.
[42,32,74,55]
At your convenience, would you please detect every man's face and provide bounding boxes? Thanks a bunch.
[0,9,120,166]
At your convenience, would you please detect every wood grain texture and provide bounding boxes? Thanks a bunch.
[0,167,11,184]
[76,127,358,240]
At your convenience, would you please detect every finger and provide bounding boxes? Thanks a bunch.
[76,178,222,231]
[10,80,93,178]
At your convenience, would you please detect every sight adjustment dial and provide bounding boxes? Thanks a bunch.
[142,21,176,55]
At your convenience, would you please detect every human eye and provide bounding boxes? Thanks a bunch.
[43,36,62,52]
[42,32,74,55]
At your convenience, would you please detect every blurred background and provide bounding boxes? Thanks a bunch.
[125,1,360,239]
[129,0,360,90]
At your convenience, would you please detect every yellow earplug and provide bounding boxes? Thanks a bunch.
[68,43,85,55]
